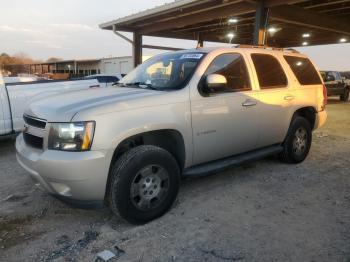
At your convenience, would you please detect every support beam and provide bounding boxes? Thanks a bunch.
[253,0,268,45]
[304,0,350,9]
[269,5,350,36]
[245,0,309,8]
[133,32,142,67]
[113,26,133,43]
[142,45,183,51]
[196,33,204,48]
[140,2,257,35]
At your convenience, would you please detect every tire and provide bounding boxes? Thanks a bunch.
[279,116,312,164]
[340,88,349,101]
[108,145,180,224]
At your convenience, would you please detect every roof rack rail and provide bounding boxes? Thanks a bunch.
[234,44,300,53]
[284,48,300,54]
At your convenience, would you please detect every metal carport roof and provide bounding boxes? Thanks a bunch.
[100,0,350,66]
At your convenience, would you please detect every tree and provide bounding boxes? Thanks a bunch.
[46,57,63,63]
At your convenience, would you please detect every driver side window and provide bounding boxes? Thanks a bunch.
[204,53,251,93]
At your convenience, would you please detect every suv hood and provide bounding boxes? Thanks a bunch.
[25,87,162,122]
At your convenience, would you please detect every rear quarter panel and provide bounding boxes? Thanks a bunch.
[280,53,323,113]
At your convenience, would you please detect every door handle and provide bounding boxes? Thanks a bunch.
[284,95,295,101]
[242,99,257,107]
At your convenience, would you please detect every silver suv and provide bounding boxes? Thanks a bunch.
[16,46,327,223]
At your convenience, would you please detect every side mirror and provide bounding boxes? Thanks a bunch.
[206,74,227,90]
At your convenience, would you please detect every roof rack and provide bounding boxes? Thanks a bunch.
[234,44,300,54]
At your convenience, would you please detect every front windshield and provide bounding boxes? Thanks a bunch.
[119,52,205,91]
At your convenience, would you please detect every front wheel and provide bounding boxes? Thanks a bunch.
[108,145,180,224]
[340,88,349,101]
[279,116,312,164]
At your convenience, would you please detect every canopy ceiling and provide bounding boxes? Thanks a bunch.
[100,0,350,47]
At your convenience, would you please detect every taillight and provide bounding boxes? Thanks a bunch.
[322,84,328,110]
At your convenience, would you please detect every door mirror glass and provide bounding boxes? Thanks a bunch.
[206,74,227,90]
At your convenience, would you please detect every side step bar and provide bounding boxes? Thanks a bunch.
[183,145,283,177]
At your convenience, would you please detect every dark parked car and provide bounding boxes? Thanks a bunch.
[321,71,349,101]
[84,74,124,87]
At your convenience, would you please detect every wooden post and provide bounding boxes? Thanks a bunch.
[253,0,268,45]
[133,32,142,68]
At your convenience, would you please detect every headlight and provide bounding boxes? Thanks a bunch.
[48,121,95,151]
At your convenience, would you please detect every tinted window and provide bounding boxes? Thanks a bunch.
[251,54,287,89]
[284,56,322,85]
[105,76,119,83]
[204,53,251,93]
[334,72,342,81]
[96,76,107,83]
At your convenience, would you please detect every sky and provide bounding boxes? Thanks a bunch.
[0,0,349,71]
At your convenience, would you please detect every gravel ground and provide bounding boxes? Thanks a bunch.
[0,99,349,262]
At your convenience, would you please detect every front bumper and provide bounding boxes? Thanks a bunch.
[314,110,327,130]
[16,133,111,201]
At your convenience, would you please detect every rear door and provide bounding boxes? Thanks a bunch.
[191,52,259,164]
[248,52,294,148]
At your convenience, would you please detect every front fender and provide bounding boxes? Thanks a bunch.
[89,103,193,168]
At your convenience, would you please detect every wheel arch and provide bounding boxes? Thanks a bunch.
[292,106,317,130]
[104,129,186,204]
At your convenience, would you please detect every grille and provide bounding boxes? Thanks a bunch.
[24,115,46,129]
[23,133,43,149]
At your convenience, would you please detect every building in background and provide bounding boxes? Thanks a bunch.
[28,56,134,78]
[5,55,152,79]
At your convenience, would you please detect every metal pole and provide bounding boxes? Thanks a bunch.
[253,0,268,45]
[196,32,204,48]
[133,32,142,67]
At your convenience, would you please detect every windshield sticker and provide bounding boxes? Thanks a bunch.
[180,53,203,59]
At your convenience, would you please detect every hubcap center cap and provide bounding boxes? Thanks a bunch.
[130,164,170,211]
[141,175,161,199]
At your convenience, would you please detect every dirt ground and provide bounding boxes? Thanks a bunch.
[1,99,349,262]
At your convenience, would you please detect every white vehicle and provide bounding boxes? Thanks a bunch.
[83,73,124,87]
[4,76,39,83]
[16,46,327,224]
[0,76,100,135]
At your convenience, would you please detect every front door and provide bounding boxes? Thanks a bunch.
[191,53,259,165]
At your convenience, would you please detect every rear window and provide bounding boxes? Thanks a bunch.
[284,56,322,85]
[251,54,288,89]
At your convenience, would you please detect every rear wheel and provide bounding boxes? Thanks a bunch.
[279,116,312,164]
[108,145,180,224]
[340,88,349,101]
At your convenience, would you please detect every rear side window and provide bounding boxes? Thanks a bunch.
[105,76,119,83]
[96,76,107,83]
[284,56,322,85]
[251,54,287,89]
